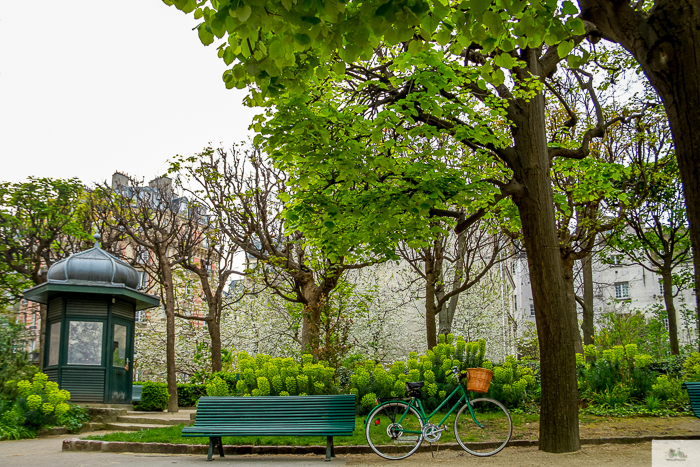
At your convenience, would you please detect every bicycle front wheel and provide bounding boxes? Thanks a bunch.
[365,401,424,460]
[454,398,512,456]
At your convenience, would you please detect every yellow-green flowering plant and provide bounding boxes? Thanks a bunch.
[15,372,72,430]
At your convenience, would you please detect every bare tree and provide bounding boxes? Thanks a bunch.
[397,217,510,348]
[173,145,373,354]
[169,196,244,373]
[95,176,201,412]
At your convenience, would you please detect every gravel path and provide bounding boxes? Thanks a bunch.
[1,435,653,467]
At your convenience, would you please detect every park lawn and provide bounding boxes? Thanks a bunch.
[85,412,539,446]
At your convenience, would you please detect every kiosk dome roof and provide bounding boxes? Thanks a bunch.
[47,235,139,290]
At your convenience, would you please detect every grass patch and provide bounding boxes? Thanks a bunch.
[86,412,538,446]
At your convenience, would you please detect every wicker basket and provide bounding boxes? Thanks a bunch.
[465,368,494,393]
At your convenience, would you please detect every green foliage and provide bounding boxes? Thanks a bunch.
[344,337,533,413]
[177,383,207,407]
[0,314,37,402]
[683,353,700,382]
[486,356,538,410]
[0,401,34,440]
[650,375,688,410]
[229,352,337,397]
[206,376,230,396]
[135,382,170,411]
[59,404,91,433]
[0,178,93,304]
[13,373,71,429]
[595,309,671,359]
[578,344,660,411]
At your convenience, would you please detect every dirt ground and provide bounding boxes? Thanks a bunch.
[509,414,700,441]
[345,442,652,466]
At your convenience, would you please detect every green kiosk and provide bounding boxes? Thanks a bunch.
[23,236,159,404]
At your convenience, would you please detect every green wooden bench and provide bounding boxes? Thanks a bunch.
[132,384,142,403]
[182,395,356,462]
[682,382,700,419]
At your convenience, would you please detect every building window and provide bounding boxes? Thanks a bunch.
[48,322,61,366]
[138,271,148,290]
[514,295,517,310]
[659,280,665,295]
[67,321,103,366]
[615,282,630,299]
[611,255,624,266]
[530,304,535,316]
[663,318,669,331]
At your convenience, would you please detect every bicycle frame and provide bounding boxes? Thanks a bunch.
[365,382,484,434]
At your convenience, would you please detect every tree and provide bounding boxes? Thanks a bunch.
[547,93,651,353]
[0,178,93,367]
[164,0,624,452]
[605,157,691,355]
[578,0,700,351]
[172,146,372,354]
[167,189,243,373]
[396,218,509,348]
[96,176,201,412]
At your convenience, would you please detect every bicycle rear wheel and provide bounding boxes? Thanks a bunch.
[365,401,424,460]
[454,398,512,456]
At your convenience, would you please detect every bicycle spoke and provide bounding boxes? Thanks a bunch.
[454,398,512,457]
[365,401,424,460]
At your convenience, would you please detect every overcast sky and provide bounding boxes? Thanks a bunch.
[0,1,258,186]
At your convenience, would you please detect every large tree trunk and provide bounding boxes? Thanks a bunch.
[582,254,595,346]
[561,255,584,354]
[579,0,700,352]
[161,263,179,413]
[509,59,580,452]
[661,269,680,355]
[300,287,323,354]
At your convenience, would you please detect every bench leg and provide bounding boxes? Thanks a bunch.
[326,436,335,461]
[207,438,214,462]
[217,437,225,458]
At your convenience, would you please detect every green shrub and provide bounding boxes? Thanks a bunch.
[210,371,238,393]
[60,405,91,433]
[14,373,71,429]
[651,375,689,410]
[577,344,656,402]
[683,352,700,382]
[0,315,37,403]
[205,376,230,396]
[485,356,537,410]
[230,352,336,397]
[135,382,169,411]
[177,384,206,407]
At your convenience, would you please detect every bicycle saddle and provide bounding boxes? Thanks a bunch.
[405,381,424,397]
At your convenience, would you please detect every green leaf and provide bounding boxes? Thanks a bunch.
[557,40,574,59]
[197,24,214,45]
[294,33,312,46]
[436,29,452,45]
[567,18,586,35]
[494,53,514,69]
[332,61,346,76]
[408,39,423,55]
[223,47,235,65]
[561,1,579,16]
[238,5,252,22]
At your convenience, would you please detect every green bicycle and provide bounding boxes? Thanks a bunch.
[364,366,512,460]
